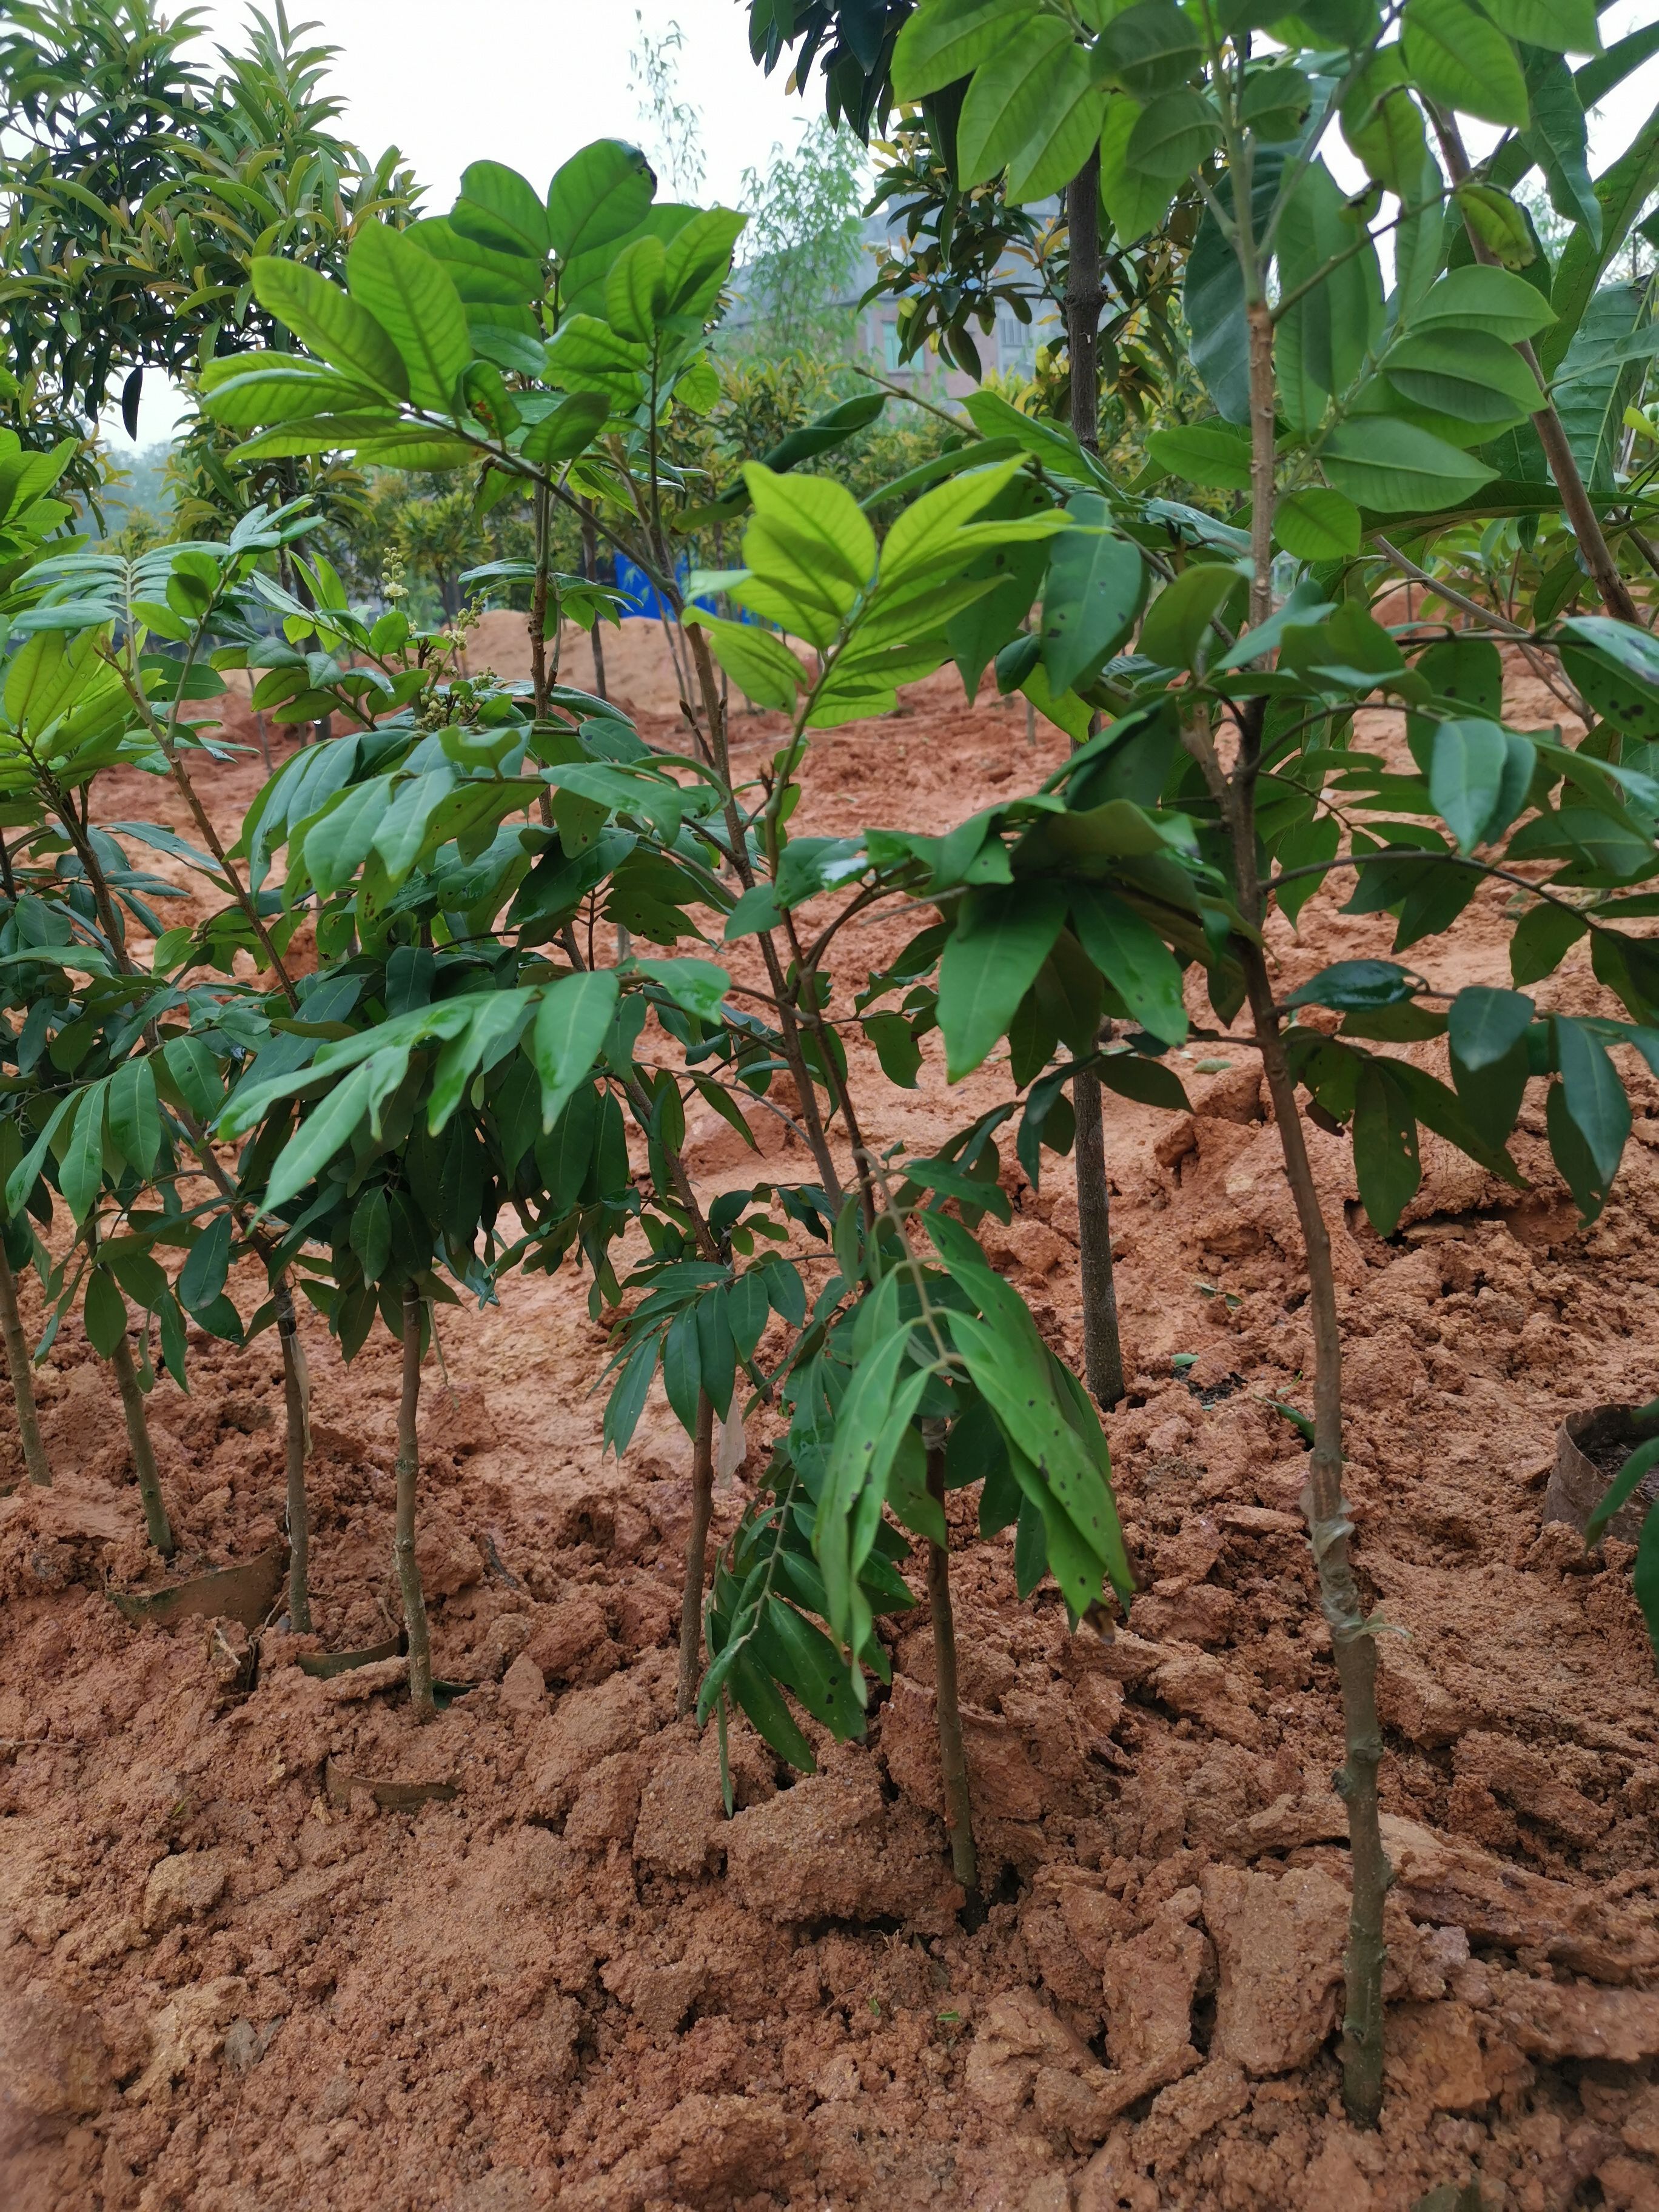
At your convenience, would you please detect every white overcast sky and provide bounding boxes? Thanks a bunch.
[110,0,1659,447]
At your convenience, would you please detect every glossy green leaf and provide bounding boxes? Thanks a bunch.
[1400,0,1530,129]
[454,160,551,259]
[1274,488,1361,561]
[1147,421,1252,491]
[84,1267,128,1359]
[685,611,802,710]
[546,139,657,261]
[107,1056,161,1176]
[1430,717,1510,850]
[1478,0,1597,54]
[956,16,1074,187]
[346,221,472,412]
[532,970,620,1130]
[1353,1061,1421,1234]
[1322,420,1498,512]
[1411,264,1557,344]
[58,1082,107,1222]
[249,260,408,397]
[179,1212,234,1312]
[1040,497,1147,695]
[1139,563,1245,669]
[1128,90,1221,179]
[1555,1014,1630,1190]
[1098,93,1175,249]
[938,883,1068,1081]
[891,0,1031,100]
[520,390,609,465]
[1447,985,1535,1069]
[1068,885,1188,1045]
[1384,329,1541,425]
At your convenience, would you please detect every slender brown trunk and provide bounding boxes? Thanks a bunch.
[676,1390,716,1717]
[395,1287,434,1723]
[110,1332,173,1557]
[1065,150,1128,1409]
[1240,948,1388,2123]
[0,1242,51,1486]
[1247,303,1276,629]
[925,1427,977,1895]
[581,502,609,701]
[275,1278,311,1632]
[1226,300,1388,2128]
[1431,110,1640,627]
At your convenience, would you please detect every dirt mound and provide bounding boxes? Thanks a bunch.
[2,653,1658,2211]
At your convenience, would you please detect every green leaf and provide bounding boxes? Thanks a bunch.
[546,140,657,262]
[662,207,747,320]
[1040,497,1147,695]
[347,221,472,413]
[454,159,551,259]
[58,1082,108,1222]
[1522,49,1599,243]
[249,260,409,398]
[1542,100,1659,378]
[955,17,1073,187]
[661,1310,702,1436]
[1128,90,1221,180]
[107,1057,161,1176]
[179,1212,233,1312]
[1147,420,1253,491]
[1430,717,1510,850]
[1094,0,1202,98]
[1276,159,1384,434]
[730,1652,817,1771]
[1353,1061,1421,1235]
[1447,984,1534,1069]
[1139,563,1245,669]
[1555,1015,1630,1191]
[1400,0,1530,129]
[636,957,729,1022]
[1006,46,1108,203]
[1412,264,1558,343]
[891,0,1031,100]
[261,1061,378,1216]
[1068,885,1188,1045]
[937,883,1068,1081]
[84,1268,128,1359]
[1511,900,1588,984]
[1274,488,1361,561]
[1477,0,1598,55]
[1586,1437,1659,1548]
[1287,960,1419,1012]
[532,970,620,1130]
[1098,93,1175,249]
[1183,156,1283,423]
[605,234,668,343]
[741,463,875,641]
[1384,329,1541,425]
[520,390,609,466]
[1322,420,1498,512]
[1546,1074,1610,1221]
[863,1012,923,1088]
[684,611,802,711]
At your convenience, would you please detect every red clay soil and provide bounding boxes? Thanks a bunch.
[3,636,1659,2212]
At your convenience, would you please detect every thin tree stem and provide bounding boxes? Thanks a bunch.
[1072,1067,1126,1407]
[1247,302,1276,628]
[110,1331,173,1557]
[530,484,552,724]
[0,1241,51,1486]
[275,1276,310,1632]
[1430,108,1640,627]
[1230,221,1389,2122]
[580,501,609,701]
[677,1389,716,1718]
[1065,148,1129,1411]
[925,1426,977,1897]
[395,1285,434,1724]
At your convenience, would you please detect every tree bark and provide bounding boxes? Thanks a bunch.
[395,1286,435,1724]
[275,1277,311,1632]
[676,1389,716,1718]
[110,1332,173,1557]
[0,1242,51,1486]
[1065,149,1128,1409]
[925,1427,977,1896]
